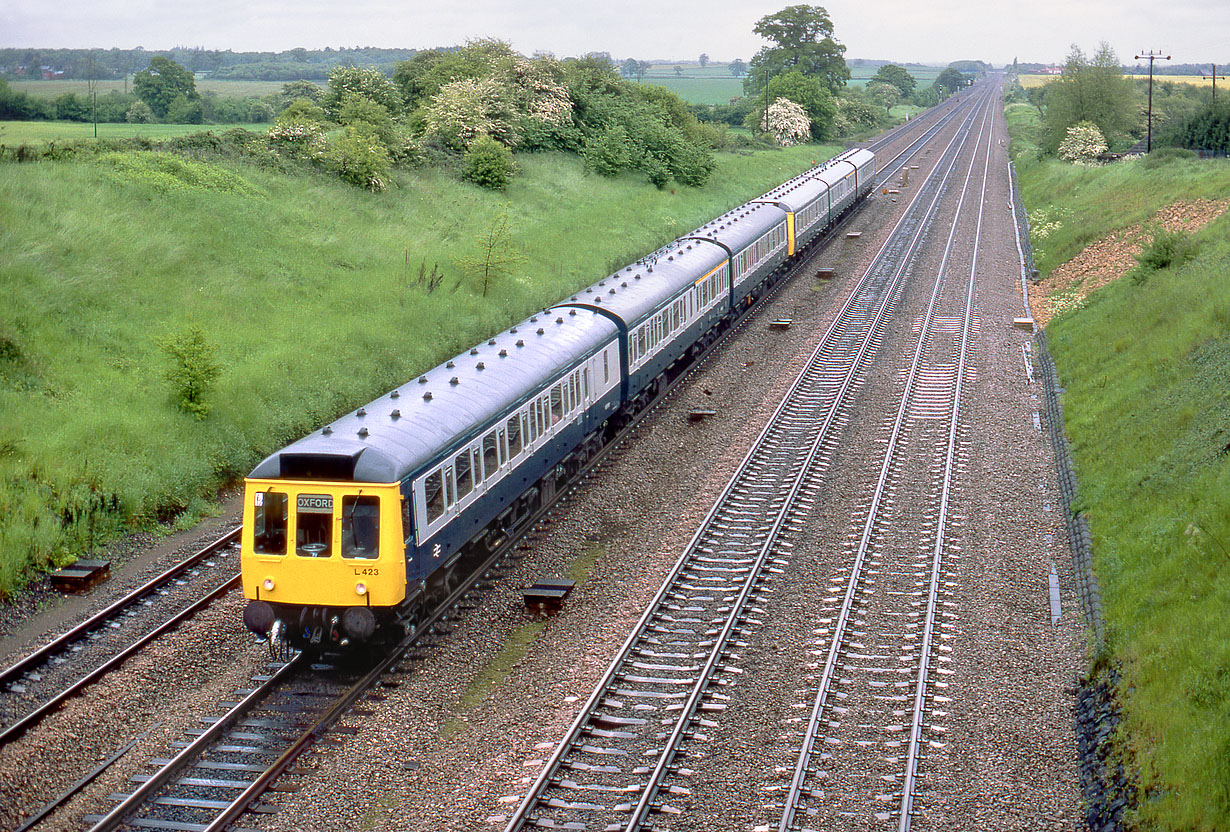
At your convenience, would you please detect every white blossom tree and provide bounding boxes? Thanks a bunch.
[1057,120,1107,165]
[761,97,811,146]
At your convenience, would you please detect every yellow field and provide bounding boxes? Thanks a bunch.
[1020,73,1212,88]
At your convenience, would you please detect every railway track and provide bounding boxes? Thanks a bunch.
[2,95,972,832]
[503,87,995,832]
[0,529,242,748]
[778,84,998,832]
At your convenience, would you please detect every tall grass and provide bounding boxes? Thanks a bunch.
[0,141,839,595]
[1008,101,1230,828]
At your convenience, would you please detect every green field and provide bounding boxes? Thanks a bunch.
[0,121,250,143]
[640,76,744,105]
[7,78,301,99]
[0,134,841,596]
[1008,101,1230,829]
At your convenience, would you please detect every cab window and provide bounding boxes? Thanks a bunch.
[341,495,380,559]
[424,471,445,524]
[295,494,333,557]
[253,491,288,555]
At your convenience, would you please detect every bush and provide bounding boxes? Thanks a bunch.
[126,100,153,124]
[323,125,392,190]
[1057,120,1107,165]
[1129,227,1200,284]
[462,134,517,190]
[156,326,222,419]
[584,125,631,177]
[1141,146,1199,169]
[248,101,273,123]
[166,94,205,125]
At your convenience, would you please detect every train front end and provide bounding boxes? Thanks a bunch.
[240,478,406,650]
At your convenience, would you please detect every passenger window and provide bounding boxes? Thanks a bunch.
[529,405,539,442]
[507,416,523,457]
[295,493,333,557]
[455,450,473,499]
[497,427,508,465]
[483,432,499,477]
[583,368,590,401]
[424,472,445,525]
[550,386,563,423]
[253,491,288,556]
[444,467,456,507]
[341,495,380,559]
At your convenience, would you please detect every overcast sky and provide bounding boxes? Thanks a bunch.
[1,0,1224,67]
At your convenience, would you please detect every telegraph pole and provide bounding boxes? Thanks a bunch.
[1203,64,1227,106]
[1135,50,1170,153]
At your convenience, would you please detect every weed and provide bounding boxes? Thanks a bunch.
[1129,226,1200,284]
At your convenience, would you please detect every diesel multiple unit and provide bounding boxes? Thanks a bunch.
[241,147,877,649]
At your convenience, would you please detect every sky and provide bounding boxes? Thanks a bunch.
[1,0,1224,67]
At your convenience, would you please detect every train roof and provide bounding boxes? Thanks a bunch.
[758,148,876,212]
[249,308,618,484]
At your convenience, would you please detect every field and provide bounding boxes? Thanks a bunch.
[637,62,944,103]
[0,121,250,143]
[1019,73,1214,89]
[0,136,841,596]
[7,78,300,99]
[1008,101,1230,829]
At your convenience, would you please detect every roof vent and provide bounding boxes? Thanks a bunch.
[537,327,545,335]
[358,427,369,438]
[622,282,628,288]
[390,409,401,420]
[569,309,577,316]
[322,426,333,435]
[530,316,538,322]
[488,339,497,346]
[422,391,432,401]
[595,297,602,303]
[586,288,593,294]
[499,349,508,357]
[647,267,653,273]
[571,297,578,301]
[599,281,606,287]
[556,317,564,324]
[477,361,485,370]
[470,348,479,355]
[357,407,366,417]
[419,376,428,384]
[510,327,518,333]
[668,255,673,261]
[686,244,692,250]
[450,376,460,384]
[635,274,641,280]
[516,339,525,347]
[390,390,400,399]
[609,288,615,295]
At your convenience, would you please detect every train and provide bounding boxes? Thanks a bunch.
[241,146,877,650]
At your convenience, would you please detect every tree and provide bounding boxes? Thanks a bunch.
[866,81,899,114]
[133,56,197,118]
[156,326,221,420]
[933,67,967,96]
[278,80,323,107]
[674,65,683,77]
[760,97,811,145]
[762,69,836,139]
[455,208,526,296]
[620,58,642,79]
[872,64,915,97]
[1042,43,1139,153]
[747,4,850,94]
[1057,120,1107,164]
[321,65,402,120]
[729,58,747,78]
[699,54,709,68]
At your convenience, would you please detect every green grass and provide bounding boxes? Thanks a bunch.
[8,79,298,99]
[0,120,251,143]
[640,76,744,105]
[1008,101,1230,829]
[0,140,840,595]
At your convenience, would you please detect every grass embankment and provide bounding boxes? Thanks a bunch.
[0,139,840,596]
[1008,101,1230,828]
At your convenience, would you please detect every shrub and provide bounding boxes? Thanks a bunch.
[1057,120,1107,165]
[321,65,403,120]
[1141,146,1198,169]
[126,100,153,124]
[758,97,811,146]
[642,153,670,189]
[166,94,205,125]
[584,125,631,177]
[278,99,326,124]
[266,119,327,160]
[323,125,392,190]
[462,134,518,190]
[156,326,222,419]
[1129,227,1200,284]
[423,77,518,151]
[248,101,273,123]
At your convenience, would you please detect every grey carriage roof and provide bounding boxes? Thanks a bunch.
[557,201,790,326]
[249,308,618,483]
[758,147,875,212]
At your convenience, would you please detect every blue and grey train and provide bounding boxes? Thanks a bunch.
[241,147,877,648]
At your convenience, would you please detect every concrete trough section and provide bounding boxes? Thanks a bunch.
[523,578,576,612]
[50,559,111,593]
